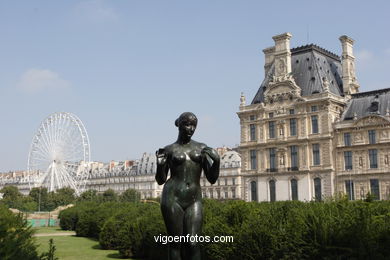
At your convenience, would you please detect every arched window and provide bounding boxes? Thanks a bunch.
[250,181,258,202]
[314,177,322,201]
[291,179,298,201]
[269,180,276,202]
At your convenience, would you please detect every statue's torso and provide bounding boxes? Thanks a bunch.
[161,140,205,209]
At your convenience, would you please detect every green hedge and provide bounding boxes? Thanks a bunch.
[59,199,390,260]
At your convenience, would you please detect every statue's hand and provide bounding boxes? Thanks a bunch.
[201,147,220,162]
[156,148,168,164]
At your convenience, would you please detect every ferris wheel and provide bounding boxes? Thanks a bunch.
[27,112,91,195]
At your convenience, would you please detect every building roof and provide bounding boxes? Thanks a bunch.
[341,88,390,121]
[252,44,343,104]
[221,151,241,168]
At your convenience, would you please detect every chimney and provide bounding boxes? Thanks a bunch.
[263,46,275,77]
[272,32,292,78]
[339,35,359,94]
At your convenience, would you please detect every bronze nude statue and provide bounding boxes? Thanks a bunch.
[156,112,220,260]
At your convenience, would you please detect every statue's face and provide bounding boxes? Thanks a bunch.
[179,116,197,139]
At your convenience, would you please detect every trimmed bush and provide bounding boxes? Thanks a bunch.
[59,199,390,260]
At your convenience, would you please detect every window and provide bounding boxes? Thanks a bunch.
[369,130,376,144]
[290,118,297,136]
[250,115,256,121]
[290,145,299,169]
[249,124,256,141]
[311,105,318,112]
[369,149,378,168]
[370,179,380,200]
[250,150,257,170]
[269,180,276,202]
[344,133,351,146]
[311,115,319,134]
[269,112,274,118]
[217,190,221,199]
[291,179,298,201]
[232,178,236,186]
[224,179,227,186]
[314,178,322,201]
[269,121,276,138]
[312,144,320,165]
[269,148,277,170]
[250,181,257,202]
[289,109,295,115]
[345,180,355,200]
[232,188,236,199]
[225,191,228,199]
[344,151,353,170]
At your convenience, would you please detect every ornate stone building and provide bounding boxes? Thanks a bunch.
[237,32,379,202]
[334,89,390,200]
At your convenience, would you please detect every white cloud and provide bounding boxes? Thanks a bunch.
[73,0,119,23]
[17,68,70,92]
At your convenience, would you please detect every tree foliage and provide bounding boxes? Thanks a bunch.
[0,204,39,260]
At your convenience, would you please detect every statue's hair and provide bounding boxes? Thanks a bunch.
[175,112,197,127]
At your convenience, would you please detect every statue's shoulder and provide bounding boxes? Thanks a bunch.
[163,143,177,153]
[191,140,207,149]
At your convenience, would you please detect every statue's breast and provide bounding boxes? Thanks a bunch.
[189,150,202,163]
[172,152,186,165]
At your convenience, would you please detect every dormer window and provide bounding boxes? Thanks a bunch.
[369,97,379,113]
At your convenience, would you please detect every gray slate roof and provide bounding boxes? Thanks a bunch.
[252,44,343,104]
[342,88,390,121]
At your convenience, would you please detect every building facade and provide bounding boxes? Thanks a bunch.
[1,149,242,200]
[334,89,390,200]
[238,32,390,202]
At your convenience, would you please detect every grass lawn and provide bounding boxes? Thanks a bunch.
[34,226,74,234]
[35,227,132,260]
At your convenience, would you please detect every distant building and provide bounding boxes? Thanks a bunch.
[1,149,242,200]
[201,150,242,200]
[238,32,390,201]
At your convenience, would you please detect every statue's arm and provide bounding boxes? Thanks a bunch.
[155,147,169,185]
[201,146,220,184]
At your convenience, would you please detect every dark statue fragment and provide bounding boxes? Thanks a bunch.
[156,112,220,260]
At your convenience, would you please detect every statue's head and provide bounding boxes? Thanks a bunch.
[175,112,198,140]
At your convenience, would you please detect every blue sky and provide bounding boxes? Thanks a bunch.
[1,0,390,172]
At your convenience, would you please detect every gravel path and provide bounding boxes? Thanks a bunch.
[34,232,76,237]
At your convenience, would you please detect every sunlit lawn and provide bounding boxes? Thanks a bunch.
[34,226,74,234]
[35,227,132,260]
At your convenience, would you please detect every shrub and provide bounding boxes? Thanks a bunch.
[59,206,79,231]
[58,199,390,260]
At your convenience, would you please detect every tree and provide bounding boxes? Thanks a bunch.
[52,187,76,207]
[102,189,117,202]
[0,204,40,259]
[78,189,99,202]
[119,189,141,203]
[29,187,49,211]
[0,185,23,209]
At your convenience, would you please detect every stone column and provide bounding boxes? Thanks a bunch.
[339,35,359,94]
[263,46,275,77]
[272,32,292,79]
